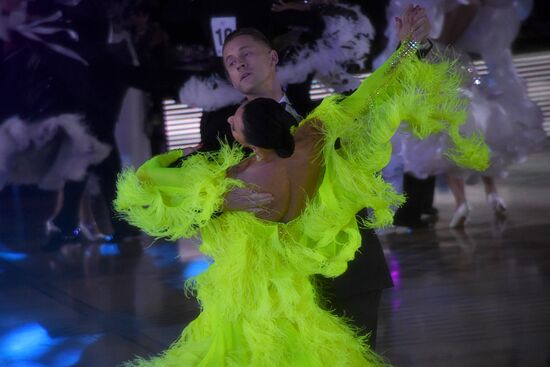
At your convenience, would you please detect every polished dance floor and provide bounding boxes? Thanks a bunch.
[0,143,549,367]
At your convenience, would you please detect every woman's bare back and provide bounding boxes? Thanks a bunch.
[229,123,323,223]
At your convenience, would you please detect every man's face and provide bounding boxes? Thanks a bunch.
[223,35,278,96]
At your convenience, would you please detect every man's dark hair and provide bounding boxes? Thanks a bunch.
[242,98,295,158]
[222,28,273,53]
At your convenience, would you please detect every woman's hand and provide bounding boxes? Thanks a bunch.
[396,4,431,43]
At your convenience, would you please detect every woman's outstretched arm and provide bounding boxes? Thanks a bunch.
[115,145,245,240]
[340,5,431,116]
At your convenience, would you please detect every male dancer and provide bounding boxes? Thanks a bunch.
[218,4,431,347]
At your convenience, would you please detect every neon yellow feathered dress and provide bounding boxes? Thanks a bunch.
[115,41,489,367]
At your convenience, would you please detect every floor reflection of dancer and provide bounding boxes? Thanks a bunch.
[115,7,489,366]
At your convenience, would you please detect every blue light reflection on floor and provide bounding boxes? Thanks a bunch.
[0,323,52,361]
[183,257,213,281]
[0,322,101,367]
[0,242,28,262]
[98,243,120,256]
[8,362,44,367]
[145,243,180,268]
[51,347,90,367]
[0,251,28,262]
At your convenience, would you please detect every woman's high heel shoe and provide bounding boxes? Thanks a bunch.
[77,223,111,242]
[449,202,470,228]
[487,193,507,216]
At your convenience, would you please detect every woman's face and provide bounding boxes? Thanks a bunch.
[227,104,247,146]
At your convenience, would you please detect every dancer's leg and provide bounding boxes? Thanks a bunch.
[482,176,507,215]
[447,175,470,228]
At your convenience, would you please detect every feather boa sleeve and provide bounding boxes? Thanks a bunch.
[300,40,490,233]
[114,145,245,240]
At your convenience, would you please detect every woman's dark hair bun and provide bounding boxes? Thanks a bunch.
[242,98,296,158]
[274,133,295,158]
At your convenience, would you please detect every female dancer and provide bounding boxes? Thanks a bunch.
[114,19,488,367]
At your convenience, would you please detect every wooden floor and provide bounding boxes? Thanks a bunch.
[0,143,549,367]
